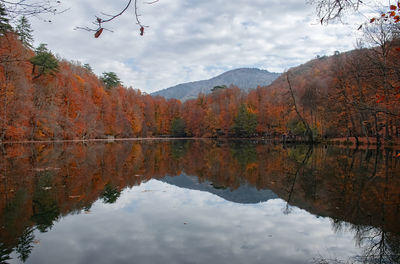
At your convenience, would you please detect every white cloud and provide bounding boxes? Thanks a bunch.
[29,0,370,93]
[24,180,361,264]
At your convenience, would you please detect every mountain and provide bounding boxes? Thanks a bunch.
[161,173,278,204]
[151,68,281,101]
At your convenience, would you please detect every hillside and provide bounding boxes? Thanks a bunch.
[151,68,281,101]
[2,31,399,142]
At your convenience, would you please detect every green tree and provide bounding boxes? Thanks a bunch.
[287,117,306,136]
[100,184,121,204]
[232,104,258,137]
[100,72,121,90]
[16,16,34,48]
[211,85,227,92]
[170,117,186,137]
[0,3,12,34]
[29,43,59,79]
[83,63,93,72]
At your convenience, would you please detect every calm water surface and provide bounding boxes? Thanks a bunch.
[0,140,399,264]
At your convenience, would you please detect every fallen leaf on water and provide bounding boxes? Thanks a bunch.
[33,239,40,244]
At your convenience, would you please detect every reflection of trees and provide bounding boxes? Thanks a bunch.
[318,148,400,264]
[230,141,257,167]
[319,222,400,264]
[0,242,12,263]
[355,227,400,264]
[16,227,34,262]
[31,172,60,233]
[0,141,399,263]
[100,184,121,204]
[3,188,29,238]
[283,145,313,214]
[171,140,189,160]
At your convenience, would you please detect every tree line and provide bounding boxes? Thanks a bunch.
[1,13,400,143]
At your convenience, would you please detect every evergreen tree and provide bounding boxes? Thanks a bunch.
[100,184,121,204]
[29,43,59,79]
[171,118,186,137]
[100,72,121,90]
[232,105,258,137]
[0,3,12,34]
[16,16,34,48]
[83,63,93,72]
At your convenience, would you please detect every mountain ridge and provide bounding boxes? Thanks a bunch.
[151,68,281,101]
[161,173,278,204]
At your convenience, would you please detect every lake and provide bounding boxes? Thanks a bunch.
[1,140,399,264]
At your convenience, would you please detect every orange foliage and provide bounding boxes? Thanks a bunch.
[1,33,400,141]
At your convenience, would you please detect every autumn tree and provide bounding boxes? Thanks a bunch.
[0,33,33,141]
[286,72,314,142]
[361,19,400,140]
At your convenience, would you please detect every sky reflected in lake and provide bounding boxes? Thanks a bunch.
[10,179,359,264]
[1,140,399,263]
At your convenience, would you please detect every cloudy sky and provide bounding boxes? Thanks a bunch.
[27,0,380,93]
[18,180,361,264]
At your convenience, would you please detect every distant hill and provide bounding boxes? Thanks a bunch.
[151,68,281,101]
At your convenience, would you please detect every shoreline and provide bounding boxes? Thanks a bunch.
[1,137,399,149]
[0,137,193,145]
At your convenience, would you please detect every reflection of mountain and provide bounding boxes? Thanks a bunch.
[1,141,400,262]
[161,173,278,204]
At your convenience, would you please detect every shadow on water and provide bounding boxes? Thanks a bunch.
[0,140,399,263]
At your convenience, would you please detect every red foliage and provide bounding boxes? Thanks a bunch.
[1,33,400,142]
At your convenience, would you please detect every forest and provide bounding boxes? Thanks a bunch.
[1,10,400,144]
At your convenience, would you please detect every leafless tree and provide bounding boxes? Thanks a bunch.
[0,0,63,21]
[308,0,363,24]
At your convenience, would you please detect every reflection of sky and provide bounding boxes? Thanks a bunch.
[10,180,360,264]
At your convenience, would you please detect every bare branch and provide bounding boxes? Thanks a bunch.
[76,0,157,38]
[308,0,362,24]
[0,0,65,21]
[145,0,159,4]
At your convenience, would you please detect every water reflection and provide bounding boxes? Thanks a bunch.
[0,140,399,263]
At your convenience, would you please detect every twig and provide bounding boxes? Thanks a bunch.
[75,0,158,37]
